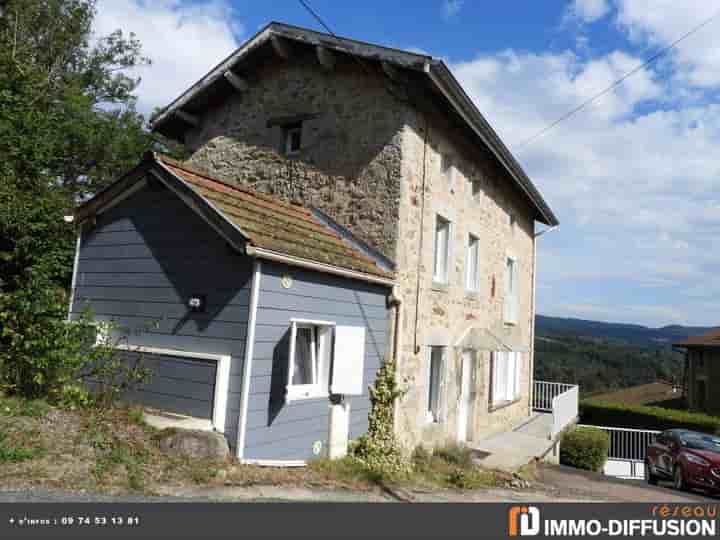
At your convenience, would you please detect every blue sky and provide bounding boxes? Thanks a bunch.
[94,1,720,328]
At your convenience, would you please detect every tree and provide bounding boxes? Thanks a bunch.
[0,0,165,397]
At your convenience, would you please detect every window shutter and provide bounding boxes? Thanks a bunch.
[330,326,366,395]
[506,352,517,401]
[285,321,298,400]
[438,349,448,422]
[511,261,519,323]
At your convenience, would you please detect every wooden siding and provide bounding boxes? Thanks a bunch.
[71,183,252,448]
[243,261,390,461]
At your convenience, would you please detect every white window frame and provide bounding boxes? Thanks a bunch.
[426,346,446,423]
[504,255,519,325]
[433,214,451,284]
[491,351,521,407]
[287,318,335,401]
[283,124,302,156]
[465,233,480,293]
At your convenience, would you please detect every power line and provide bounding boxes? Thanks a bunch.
[298,0,337,37]
[515,9,720,152]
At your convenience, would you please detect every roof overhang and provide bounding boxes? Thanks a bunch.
[150,22,558,227]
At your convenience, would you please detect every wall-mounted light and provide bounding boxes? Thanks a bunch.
[188,294,207,313]
[63,215,75,223]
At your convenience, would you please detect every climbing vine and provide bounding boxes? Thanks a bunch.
[350,359,411,476]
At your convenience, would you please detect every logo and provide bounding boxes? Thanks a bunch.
[509,506,541,537]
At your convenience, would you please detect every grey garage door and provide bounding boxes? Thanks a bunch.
[117,350,217,420]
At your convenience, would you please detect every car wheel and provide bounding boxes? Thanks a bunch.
[646,461,659,485]
[674,465,686,491]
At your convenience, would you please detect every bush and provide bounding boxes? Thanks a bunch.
[580,400,720,434]
[560,427,610,472]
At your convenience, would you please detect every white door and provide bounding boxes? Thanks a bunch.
[457,350,474,442]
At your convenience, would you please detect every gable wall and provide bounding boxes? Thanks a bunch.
[184,50,404,261]
[71,182,252,449]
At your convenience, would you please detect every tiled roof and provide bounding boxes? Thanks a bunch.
[154,154,392,280]
[674,328,720,348]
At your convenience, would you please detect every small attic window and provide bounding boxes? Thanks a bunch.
[283,123,302,156]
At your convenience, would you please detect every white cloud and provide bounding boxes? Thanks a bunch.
[449,40,720,326]
[614,1,720,88]
[442,0,463,20]
[93,0,242,114]
[568,0,611,23]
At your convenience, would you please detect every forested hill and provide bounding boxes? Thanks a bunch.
[536,315,712,348]
[534,315,714,395]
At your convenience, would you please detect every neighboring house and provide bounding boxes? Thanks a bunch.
[70,22,560,463]
[675,330,720,416]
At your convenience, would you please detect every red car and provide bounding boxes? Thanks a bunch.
[646,429,720,494]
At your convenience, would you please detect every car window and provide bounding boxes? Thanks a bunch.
[680,433,720,454]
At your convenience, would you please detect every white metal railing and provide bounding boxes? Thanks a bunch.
[533,380,576,412]
[551,385,579,438]
[579,424,660,480]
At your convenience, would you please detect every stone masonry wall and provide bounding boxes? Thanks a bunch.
[394,106,536,451]
[185,51,404,261]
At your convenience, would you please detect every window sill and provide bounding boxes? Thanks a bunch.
[286,386,327,403]
[503,320,517,327]
[431,281,449,292]
[489,398,521,413]
[465,291,479,300]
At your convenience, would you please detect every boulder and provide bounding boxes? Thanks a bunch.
[156,429,230,461]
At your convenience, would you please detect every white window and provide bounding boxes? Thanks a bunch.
[492,351,521,406]
[503,256,519,324]
[286,319,366,401]
[441,154,455,192]
[283,123,302,156]
[427,346,445,422]
[433,215,451,284]
[465,234,480,292]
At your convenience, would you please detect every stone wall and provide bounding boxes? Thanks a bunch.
[393,106,536,451]
[184,51,404,261]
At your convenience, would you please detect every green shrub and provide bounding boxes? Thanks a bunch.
[411,445,433,472]
[560,427,610,472]
[580,400,720,434]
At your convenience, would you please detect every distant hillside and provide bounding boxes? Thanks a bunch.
[536,315,713,349]
[533,315,713,395]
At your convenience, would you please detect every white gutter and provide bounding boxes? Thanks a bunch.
[245,245,395,287]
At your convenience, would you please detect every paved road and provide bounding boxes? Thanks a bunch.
[535,464,716,502]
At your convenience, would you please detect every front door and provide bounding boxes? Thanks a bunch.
[457,350,475,442]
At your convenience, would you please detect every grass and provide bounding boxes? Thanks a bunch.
[0,432,44,463]
[0,395,50,418]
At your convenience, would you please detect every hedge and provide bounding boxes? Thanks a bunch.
[580,400,720,434]
[560,427,610,472]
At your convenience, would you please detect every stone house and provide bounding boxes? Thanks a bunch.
[675,330,720,416]
[70,22,561,463]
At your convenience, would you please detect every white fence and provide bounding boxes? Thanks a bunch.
[533,381,579,438]
[579,424,660,480]
[533,381,577,412]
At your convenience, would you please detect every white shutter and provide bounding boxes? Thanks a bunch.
[511,261,519,323]
[492,352,506,405]
[506,352,517,401]
[438,349,448,422]
[330,325,366,395]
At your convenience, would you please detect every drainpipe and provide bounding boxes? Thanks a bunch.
[529,224,558,413]
[388,285,404,440]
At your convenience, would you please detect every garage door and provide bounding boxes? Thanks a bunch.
[116,350,217,420]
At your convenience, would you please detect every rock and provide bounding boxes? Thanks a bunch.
[156,429,230,460]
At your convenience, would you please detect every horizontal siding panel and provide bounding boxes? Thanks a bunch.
[74,286,250,306]
[78,257,247,275]
[72,299,249,323]
[260,272,388,307]
[83,315,247,342]
[257,292,388,320]
[80,271,248,290]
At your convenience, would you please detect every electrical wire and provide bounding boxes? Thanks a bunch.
[515,9,720,151]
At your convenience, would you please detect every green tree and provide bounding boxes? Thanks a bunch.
[0,0,165,397]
